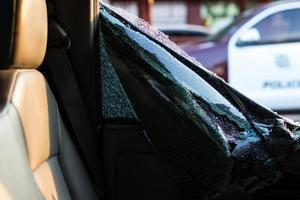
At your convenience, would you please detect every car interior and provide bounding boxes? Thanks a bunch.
[0,0,178,199]
[2,0,300,199]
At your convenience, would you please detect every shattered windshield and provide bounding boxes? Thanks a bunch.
[100,3,300,200]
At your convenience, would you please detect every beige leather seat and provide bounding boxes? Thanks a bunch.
[0,0,98,199]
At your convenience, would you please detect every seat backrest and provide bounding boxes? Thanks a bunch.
[0,0,98,199]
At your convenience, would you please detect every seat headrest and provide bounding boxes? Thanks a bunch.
[0,0,47,69]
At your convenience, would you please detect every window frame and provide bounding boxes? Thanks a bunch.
[245,9,300,46]
[231,3,300,48]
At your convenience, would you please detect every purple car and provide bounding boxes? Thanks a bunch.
[182,0,300,115]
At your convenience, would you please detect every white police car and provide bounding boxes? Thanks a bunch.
[184,0,300,117]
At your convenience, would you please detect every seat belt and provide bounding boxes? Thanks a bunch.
[45,20,104,198]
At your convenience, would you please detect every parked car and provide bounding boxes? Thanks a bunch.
[183,0,300,115]
[158,24,211,44]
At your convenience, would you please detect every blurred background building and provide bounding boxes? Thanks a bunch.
[102,0,275,33]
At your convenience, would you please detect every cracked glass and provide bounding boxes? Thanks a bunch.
[100,3,300,199]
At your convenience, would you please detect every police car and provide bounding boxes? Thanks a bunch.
[183,0,300,115]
